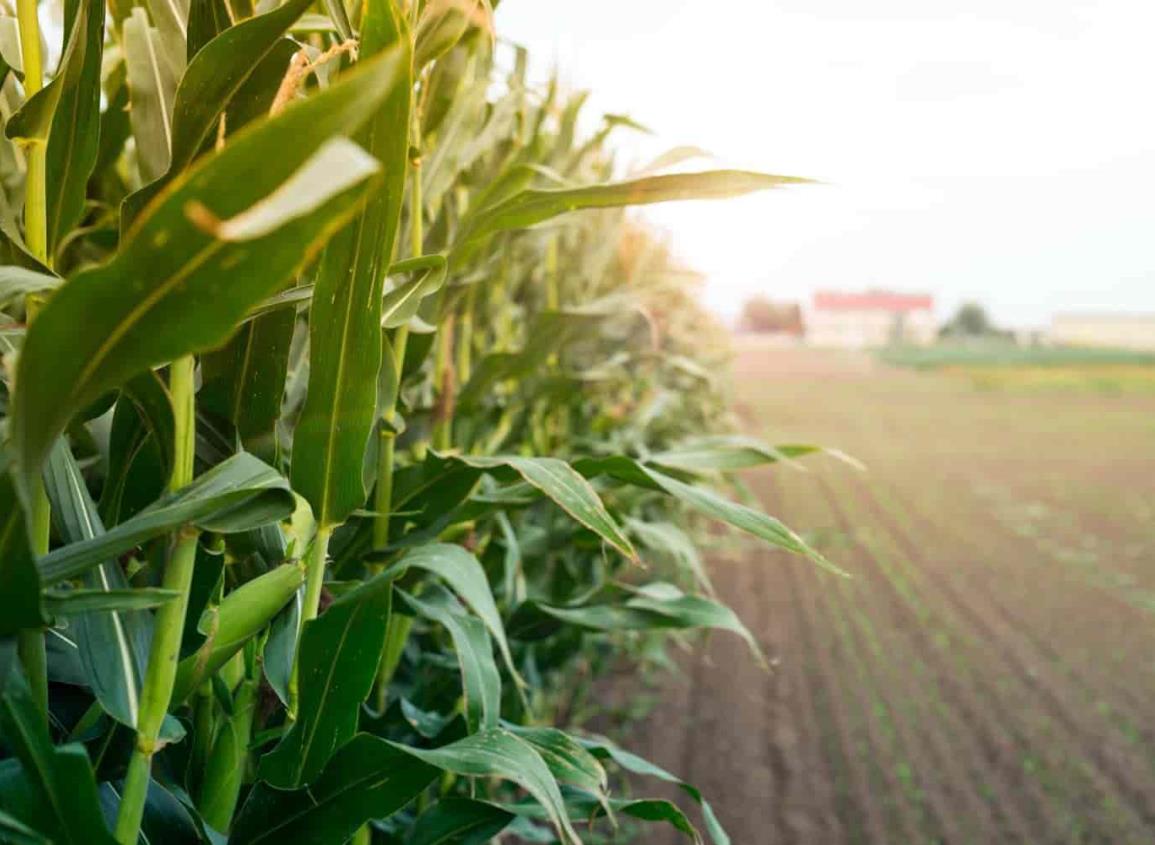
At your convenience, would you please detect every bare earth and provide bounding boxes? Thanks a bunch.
[611,342,1155,845]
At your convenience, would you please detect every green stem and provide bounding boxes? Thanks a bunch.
[16,0,46,265]
[288,524,332,715]
[15,0,49,721]
[116,357,199,845]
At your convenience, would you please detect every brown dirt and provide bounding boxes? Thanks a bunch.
[604,345,1155,844]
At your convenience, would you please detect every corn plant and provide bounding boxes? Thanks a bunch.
[0,1,831,842]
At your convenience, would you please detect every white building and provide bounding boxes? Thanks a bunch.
[806,290,937,348]
[1050,313,1155,351]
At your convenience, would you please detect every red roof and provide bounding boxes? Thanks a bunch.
[813,290,933,313]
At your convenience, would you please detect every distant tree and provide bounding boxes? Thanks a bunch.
[940,302,997,338]
[739,296,802,334]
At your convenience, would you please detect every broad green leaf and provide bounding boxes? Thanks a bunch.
[382,254,449,328]
[0,675,117,844]
[43,588,177,614]
[45,0,105,255]
[454,170,812,257]
[172,560,304,702]
[384,543,519,686]
[0,459,44,636]
[234,735,438,845]
[97,372,174,525]
[0,266,59,308]
[407,797,514,845]
[395,728,581,845]
[42,440,151,727]
[414,0,486,68]
[626,518,714,595]
[0,809,47,845]
[200,303,295,458]
[505,724,608,798]
[454,455,637,561]
[291,0,413,530]
[122,0,315,226]
[574,456,842,575]
[505,793,702,844]
[399,585,500,733]
[122,7,181,182]
[38,452,294,585]
[262,585,302,706]
[581,735,730,845]
[258,571,393,788]
[649,436,822,474]
[12,45,406,490]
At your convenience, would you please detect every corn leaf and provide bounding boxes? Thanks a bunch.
[44,0,104,254]
[257,571,393,788]
[0,461,44,636]
[400,585,500,733]
[122,7,181,182]
[0,675,117,844]
[291,0,413,530]
[395,729,581,845]
[42,440,152,728]
[121,0,315,226]
[454,170,811,257]
[234,735,438,845]
[42,588,177,615]
[454,455,637,561]
[0,266,59,308]
[407,798,515,845]
[384,543,518,686]
[37,452,294,586]
[12,46,405,490]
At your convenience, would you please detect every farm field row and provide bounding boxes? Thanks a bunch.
[612,345,1155,844]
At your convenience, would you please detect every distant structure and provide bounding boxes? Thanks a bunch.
[807,290,936,348]
[738,297,804,336]
[1050,313,1155,351]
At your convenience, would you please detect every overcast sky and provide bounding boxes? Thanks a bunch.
[497,0,1155,327]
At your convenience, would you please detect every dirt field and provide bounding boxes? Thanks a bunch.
[614,343,1155,844]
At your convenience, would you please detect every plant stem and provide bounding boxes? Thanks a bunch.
[16,0,46,265]
[300,524,332,626]
[14,0,50,723]
[116,356,199,845]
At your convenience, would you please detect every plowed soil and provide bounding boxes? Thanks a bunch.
[612,342,1155,845]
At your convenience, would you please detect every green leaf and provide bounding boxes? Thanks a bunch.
[262,585,302,707]
[454,170,812,258]
[382,254,449,328]
[122,7,182,182]
[234,734,438,845]
[0,809,48,845]
[0,460,44,636]
[504,724,608,798]
[12,44,407,491]
[626,518,714,595]
[258,571,393,788]
[399,585,500,733]
[0,675,117,844]
[395,728,581,845]
[0,266,59,308]
[42,439,152,727]
[453,455,637,561]
[43,587,177,614]
[172,560,304,702]
[407,797,514,845]
[200,303,295,458]
[575,456,843,575]
[38,452,295,586]
[291,0,413,530]
[121,0,315,226]
[384,543,519,687]
[581,735,730,845]
[45,0,105,254]
[649,436,823,474]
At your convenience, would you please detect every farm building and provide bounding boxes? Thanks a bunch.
[1050,313,1155,350]
[807,290,937,347]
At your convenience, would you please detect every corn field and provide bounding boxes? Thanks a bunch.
[0,1,824,842]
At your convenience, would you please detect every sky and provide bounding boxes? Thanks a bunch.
[496,0,1155,328]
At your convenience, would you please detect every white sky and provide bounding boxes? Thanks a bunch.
[497,0,1155,328]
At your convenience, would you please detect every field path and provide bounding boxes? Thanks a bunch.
[611,343,1155,845]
